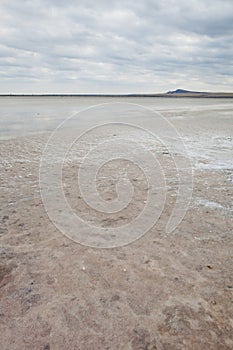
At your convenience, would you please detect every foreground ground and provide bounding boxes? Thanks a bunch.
[0,127,232,350]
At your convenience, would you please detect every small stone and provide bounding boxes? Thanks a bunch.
[144,260,150,264]
[111,294,120,301]
[2,216,9,222]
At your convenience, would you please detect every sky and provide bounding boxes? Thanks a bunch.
[0,0,233,94]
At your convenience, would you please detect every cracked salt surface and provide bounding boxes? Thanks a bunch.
[181,135,233,171]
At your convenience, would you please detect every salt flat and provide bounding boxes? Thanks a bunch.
[0,97,233,349]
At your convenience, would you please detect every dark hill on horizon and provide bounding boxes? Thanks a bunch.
[166,89,202,94]
[164,89,233,98]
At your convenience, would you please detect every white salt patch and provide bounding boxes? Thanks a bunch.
[195,198,224,209]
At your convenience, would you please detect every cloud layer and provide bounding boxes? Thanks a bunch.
[0,0,233,93]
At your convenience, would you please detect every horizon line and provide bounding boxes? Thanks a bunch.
[1,91,233,98]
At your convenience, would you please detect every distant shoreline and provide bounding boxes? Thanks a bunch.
[1,93,233,98]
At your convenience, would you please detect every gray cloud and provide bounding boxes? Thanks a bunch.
[0,0,232,93]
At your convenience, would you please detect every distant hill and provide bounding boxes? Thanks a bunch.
[166,89,202,94]
[164,89,233,98]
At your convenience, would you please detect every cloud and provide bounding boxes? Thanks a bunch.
[0,0,232,93]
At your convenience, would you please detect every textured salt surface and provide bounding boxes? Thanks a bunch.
[0,97,233,349]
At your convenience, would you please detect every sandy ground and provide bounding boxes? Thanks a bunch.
[0,103,233,349]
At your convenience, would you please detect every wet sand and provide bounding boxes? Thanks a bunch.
[0,98,233,349]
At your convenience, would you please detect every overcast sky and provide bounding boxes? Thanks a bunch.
[0,0,233,93]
